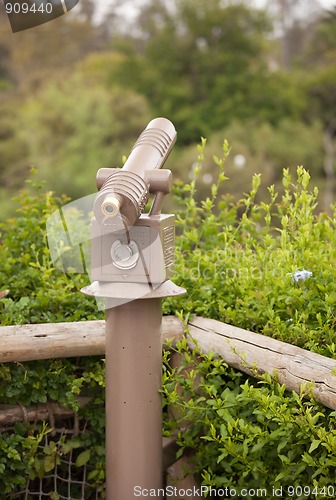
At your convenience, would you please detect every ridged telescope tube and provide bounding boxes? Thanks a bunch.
[94,117,177,229]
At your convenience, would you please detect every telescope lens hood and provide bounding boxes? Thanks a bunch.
[94,170,149,228]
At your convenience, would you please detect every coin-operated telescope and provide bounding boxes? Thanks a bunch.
[82,118,185,500]
[90,117,176,286]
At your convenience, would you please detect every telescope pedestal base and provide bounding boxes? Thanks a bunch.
[82,280,185,499]
[105,298,163,500]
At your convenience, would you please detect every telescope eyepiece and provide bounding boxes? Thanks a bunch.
[94,170,148,227]
[101,196,121,218]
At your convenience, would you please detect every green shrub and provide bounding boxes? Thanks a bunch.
[165,139,336,358]
[0,172,105,495]
[1,144,336,495]
[0,171,101,325]
[162,342,336,499]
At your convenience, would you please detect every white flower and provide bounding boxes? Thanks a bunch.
[291,269,313,283]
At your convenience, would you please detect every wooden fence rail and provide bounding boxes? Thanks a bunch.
[1,316,336,409]
[0,317,184,363]
[188,317,336,410]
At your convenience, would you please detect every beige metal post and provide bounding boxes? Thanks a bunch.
[82,117,186,499]
[105,298,163,499]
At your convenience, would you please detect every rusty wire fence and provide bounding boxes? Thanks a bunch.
[1,406,104,500]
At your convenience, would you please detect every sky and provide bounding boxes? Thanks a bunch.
[315,0,335,6]
[95,0,336,19]
[92,0,336,25]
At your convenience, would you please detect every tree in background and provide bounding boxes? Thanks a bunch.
[303,7,336,210]
[103,0,306,144]
[0,2,105,217]
[0,0,335,217]
[17,71,149,199]
[264,0,324,69]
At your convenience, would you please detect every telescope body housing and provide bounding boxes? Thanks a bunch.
[90,118,176,285]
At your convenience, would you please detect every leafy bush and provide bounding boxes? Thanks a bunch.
[0,173,105,495]
[162,342,336,499]
[174,118,325,206]
[1,144,336,495]
[0,171,101,325]
[165,139,336,358]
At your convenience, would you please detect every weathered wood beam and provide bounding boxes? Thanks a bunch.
[188,317,336,410]
[0,316,184,363]
[1,315,336,409]
[0,397,92,426]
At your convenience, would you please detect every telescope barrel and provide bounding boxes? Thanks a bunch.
[123,117,176,176]
[94,118,176,228]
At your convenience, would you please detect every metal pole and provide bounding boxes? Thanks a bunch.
[79,118,186,498]
[105,297,164,500]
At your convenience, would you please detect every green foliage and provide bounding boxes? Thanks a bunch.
[0,423,48,494]
[0,356,106,495]
[18,73,150,200]
[163,141,336,490]
[2,141,336,493]
[107,0,307,143]
[0,170,101,324]
[165,141,336,358]
[0,174,105,494]
[298,9,336,128]
[162,343,336,497]
[174,118,325,208]
[1,1,335,223]
[306,64,336,127]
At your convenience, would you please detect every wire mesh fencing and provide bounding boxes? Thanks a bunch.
[1,403,104,500]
